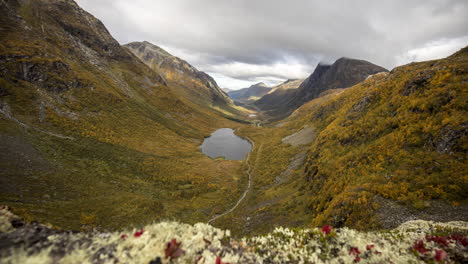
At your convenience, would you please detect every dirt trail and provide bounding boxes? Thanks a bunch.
[208,137,258,224]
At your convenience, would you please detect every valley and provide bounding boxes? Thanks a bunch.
[0,0,251,231]
[0,0,467,263]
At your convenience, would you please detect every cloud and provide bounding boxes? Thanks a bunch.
[396,36,468,65]
[75,0,468,89]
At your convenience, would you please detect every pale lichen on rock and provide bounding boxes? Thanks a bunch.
[0,207,467,263]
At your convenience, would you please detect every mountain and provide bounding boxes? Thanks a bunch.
[222,88,233,93]
[268,79,304,93]
[255,79,303,111]
[227,82,272,103]
[216,47,468,235]
[0,0,246,230]
[124,41,240,115]
[259,58,388,119]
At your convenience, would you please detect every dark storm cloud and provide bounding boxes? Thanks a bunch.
[75,0,468,89]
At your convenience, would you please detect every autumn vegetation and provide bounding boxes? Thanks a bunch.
[215,47,468,235]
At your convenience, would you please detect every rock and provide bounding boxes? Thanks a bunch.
[402,71,433,96]
[258,58,388,119]
[436,125,466,154]
[282,126,316,146]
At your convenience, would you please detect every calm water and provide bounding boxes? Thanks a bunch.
[201,128,252,160]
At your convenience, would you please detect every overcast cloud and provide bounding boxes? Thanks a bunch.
[75,0,467,89]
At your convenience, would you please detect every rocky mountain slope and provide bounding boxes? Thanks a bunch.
[260,58,388,119]
[0,0,247,231]
[215,47,468,236]
[124,41,241,116]
[255,79,303,111]
[227,82,272,104]
[1,206,467,263]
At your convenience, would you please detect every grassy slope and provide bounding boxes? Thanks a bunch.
[214,48,468,236]
[0,0,248,230]
[124,42,249,120]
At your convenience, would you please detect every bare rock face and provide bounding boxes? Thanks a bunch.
[258,58,388,119]
[293,58,387,108]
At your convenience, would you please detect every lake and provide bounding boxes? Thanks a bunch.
[200,128,252,160]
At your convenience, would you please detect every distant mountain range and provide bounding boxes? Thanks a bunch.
[256,58,388,119]
[255,79,304,111]
[227,82,272,103]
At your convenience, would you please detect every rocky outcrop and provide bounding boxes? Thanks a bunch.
[258,58,388,119]
[291,58,387,108]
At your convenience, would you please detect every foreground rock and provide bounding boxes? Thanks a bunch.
[1,207,467,263]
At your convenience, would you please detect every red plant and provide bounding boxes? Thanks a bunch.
[134,229,144,237]
[321,225,333,235]
[366,244,374,251]
[215,256,231,264]
[349,247,361,256]
[426,235,449,247]
[348,247,361,262]
[120,234,128,239]
[413,240,427,254]
[165,239,184,260]
[449,233,468,247]
[435,249,447,262]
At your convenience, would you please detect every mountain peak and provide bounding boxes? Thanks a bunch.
[126,41,173,58]
[252,82,267,88]
[227,82,272,103]
[125,41,236,110]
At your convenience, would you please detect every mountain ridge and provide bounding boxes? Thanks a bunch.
[227,82,272,104]
[255,79,304,111]
[124,41,239,115]
[257,57,388,119]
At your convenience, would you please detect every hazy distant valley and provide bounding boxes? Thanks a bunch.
[0,0,467,263]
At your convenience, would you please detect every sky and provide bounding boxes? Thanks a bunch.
[75,0,468,90]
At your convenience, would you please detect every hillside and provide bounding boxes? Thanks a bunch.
[214,47,468,236]
[260,58,388,119]
[124,41,242,117]
[227,82,272,104]
[0,0,248,230]
[255,79,303,111]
